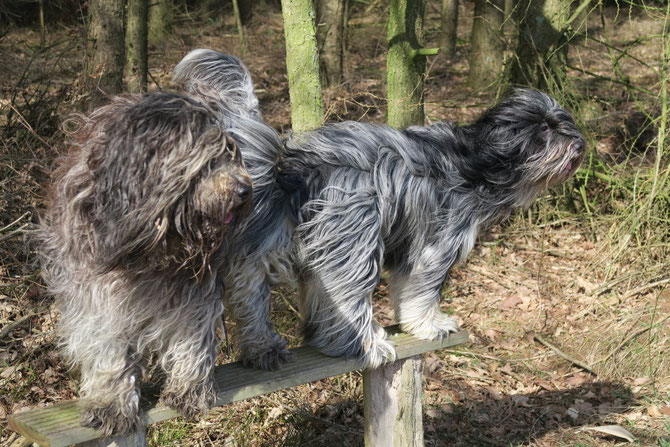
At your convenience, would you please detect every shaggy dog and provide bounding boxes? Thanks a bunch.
[174,51,586,371]
[40,91,252,435]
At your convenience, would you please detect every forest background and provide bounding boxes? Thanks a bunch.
[0,0,668,445]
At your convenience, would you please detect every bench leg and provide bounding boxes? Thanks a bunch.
[363,355,424,447]
[78,427,147,447]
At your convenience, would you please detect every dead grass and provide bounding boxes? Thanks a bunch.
[1,2,668,447]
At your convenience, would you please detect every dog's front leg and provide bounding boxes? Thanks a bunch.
[77,345,144,436]
[159,294,223,419]
[389,241,463,340]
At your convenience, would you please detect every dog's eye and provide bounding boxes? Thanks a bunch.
[539,123,549,133]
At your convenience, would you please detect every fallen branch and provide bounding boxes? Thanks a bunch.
[0,312,40,341]
[533,333,597,376]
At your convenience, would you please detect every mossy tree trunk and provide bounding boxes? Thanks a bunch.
[125,0,148,93]
[467,0,504,91]
[440,0,458,59]
[87,0,125,109]
[510,0,571,90]
[281,0,324,132]
[316,0,347,87]
[387,0,426,129]
[148,0,172,47]
[232,0,248,53]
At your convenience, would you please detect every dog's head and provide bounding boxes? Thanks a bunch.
[70,93,252,275]
[461,89,586,206]
[173,49,261,120]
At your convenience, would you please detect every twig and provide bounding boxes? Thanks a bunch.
[533,333,597,376]
[465,265,515,290]
[0,211,30,233]
[620,277,670,301]
[597,315,670,365]
[5,102,54,150]
[0,312,40,340]
[0,223,31,243]
[442,349,556,363]
[566,64,656,96]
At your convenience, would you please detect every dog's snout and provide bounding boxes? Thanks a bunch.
[574,139,586,154]
[236,181,252,201]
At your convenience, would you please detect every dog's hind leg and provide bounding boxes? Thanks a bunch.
[298,188,395,369]
[157,289,223,418]
[224,261,291,370]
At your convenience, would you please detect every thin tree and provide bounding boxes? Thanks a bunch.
[316,0,347,87]
[467,0,504,91]
[149,0,173,47]
[86,0,125,108]
[125,0,148,93]
[510,0,571,90]
[281,0,324,132]
[387,0,429,129]
[232,0,248,53]
[440,0,458,59]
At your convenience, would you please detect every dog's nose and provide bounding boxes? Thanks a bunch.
[575,139,586,154]
[237,183,252,201]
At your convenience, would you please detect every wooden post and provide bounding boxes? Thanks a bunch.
[363,355,424,447]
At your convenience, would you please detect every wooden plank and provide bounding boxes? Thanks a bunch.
[8,329,469,447]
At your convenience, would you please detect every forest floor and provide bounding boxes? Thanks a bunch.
[0,2,668,446]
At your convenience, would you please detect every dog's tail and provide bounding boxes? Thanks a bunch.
[173,49,261,119]
[276,164,309,221]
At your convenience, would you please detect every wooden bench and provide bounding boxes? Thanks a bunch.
[8,327,469,447]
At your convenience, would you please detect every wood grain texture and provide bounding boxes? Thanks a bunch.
[363,356,423,447]
[8,328,468,446]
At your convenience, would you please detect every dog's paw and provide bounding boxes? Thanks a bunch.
[241,338,293,371]
[161,386,215,420]
[360,323,396,369]
[401,312,460,340]
[81,403,142,436]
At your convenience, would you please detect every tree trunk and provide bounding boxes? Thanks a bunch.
[232,0,248,53]
[87,0,125,108]
[440,0,458,59]
[467,0,504,91]
[316,0,347,87]
[510,0,571,90]
[387,0,426,129]
[281,0,324,132]
[39,0,46,46]
[125,0,148,93]
[148,0,172,47]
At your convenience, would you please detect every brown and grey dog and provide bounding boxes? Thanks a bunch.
[39,92,252,435]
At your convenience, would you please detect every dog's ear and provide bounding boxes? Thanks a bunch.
[84,109,234,272]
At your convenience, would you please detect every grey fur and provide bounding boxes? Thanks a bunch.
[40,91,252,435]
[174,50,586,370]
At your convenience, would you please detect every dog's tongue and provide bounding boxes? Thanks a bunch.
[223,211,234,224]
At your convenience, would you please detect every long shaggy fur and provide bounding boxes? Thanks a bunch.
[40,92,252,435]
[174,50,586,371]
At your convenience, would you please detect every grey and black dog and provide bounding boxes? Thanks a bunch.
[175,51,586,371]
[40,91,252,435]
